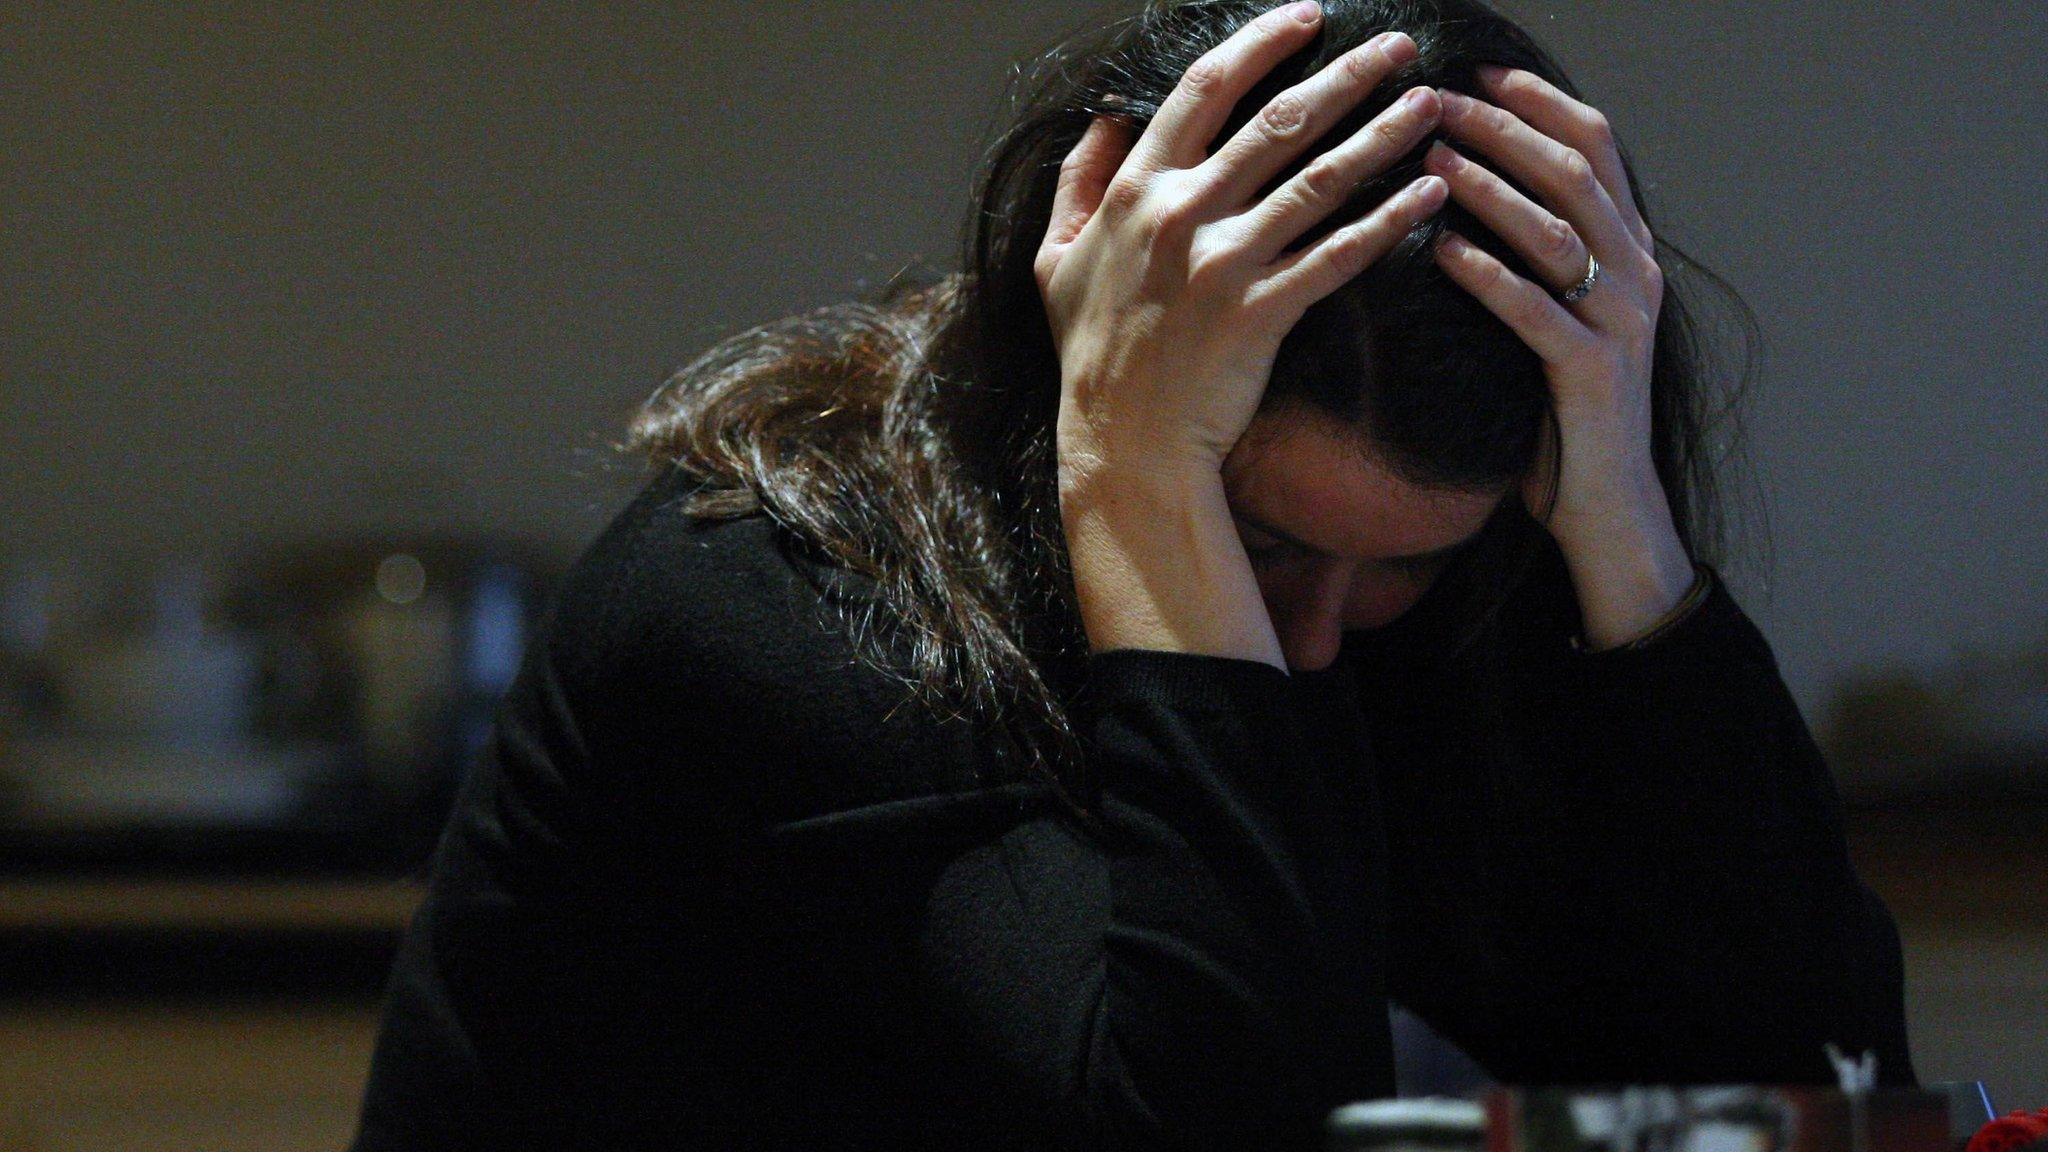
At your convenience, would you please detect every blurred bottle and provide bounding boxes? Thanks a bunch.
[0,558,76,739]
[50,559,258,745]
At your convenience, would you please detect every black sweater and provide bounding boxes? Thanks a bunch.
[349,466,1915,1151]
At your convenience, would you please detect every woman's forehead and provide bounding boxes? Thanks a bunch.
[1221,408,1505,559]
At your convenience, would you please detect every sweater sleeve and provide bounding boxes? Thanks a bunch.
[1379,570,1916,1090]
[1021,649,1396,1145]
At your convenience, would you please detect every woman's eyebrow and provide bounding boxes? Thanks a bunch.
[1234,511,1480,565]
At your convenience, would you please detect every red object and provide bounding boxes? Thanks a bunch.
[1966,1108,2048,1152]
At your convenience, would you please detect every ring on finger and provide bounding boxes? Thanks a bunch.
[1554,253,1600,303]
[1427,140,1599,306]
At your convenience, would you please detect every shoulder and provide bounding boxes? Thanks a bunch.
[528,467,997,825]
[546,469,847,701]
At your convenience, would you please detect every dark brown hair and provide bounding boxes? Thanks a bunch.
[624,0,1763,811]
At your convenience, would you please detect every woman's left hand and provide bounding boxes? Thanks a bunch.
[1423,66,1697,650]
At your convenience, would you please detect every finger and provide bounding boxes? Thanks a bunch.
[1430,228,1590,365]
[1197,31,1423,213]
[1236,82,1440,264]
[1044,115,1137,251]
[1435,89,1638,272]
[1475,64,1653,252]
[1128,1,1326,175]
[1258,174,1447,317]
[1422,140,1613,315]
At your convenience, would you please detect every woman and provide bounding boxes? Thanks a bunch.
[351,1,1915,1148]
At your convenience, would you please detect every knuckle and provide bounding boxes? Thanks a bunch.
[1331,222,1373,262]
[1370,110,1408,148]
[1101,175,1147,217]
[1468,255,1508,295]
[1147,190,1202,236]
[1322,229,1376,280]
[1471,177,1516,219]
[1186,245,1240,291]
[1540,216,1578,261]
[1139,203,1180,241]
[1260,91,1310,138]
[1297,158,1347,206]
[1339,47,1381,85]
[1560,148,1599,194]
[1180,54,1225,99]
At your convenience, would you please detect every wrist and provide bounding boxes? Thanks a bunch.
[1552,493,1697,652]
[1058,465,1284,669]
[1569,563,1713,655]
[1055,404,1229,500]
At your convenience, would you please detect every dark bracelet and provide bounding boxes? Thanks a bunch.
[1569,562,1714,655]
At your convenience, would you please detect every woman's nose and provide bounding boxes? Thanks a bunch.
[1275,561,1355,673]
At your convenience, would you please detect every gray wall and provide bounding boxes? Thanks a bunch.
[4,1,2043,718]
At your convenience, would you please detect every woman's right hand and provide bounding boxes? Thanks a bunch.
[1035,1,1446,485]
[1034,1,1448,667]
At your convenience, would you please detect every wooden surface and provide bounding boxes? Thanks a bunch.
[0,877,422,932]
[0,1002,379,1152]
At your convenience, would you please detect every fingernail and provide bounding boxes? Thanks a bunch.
[1436,87,1470,117]
[1373,31,1417,63]
[1475,63,1509,86]
[1424,140,1459,172]
[1286,1,1321,23]
[1437,230,1469,256]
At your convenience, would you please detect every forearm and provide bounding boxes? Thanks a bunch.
[1058,453,1285,670]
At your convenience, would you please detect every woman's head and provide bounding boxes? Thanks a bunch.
[943,0,1750,665]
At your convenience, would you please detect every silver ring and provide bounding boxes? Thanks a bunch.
[1557,253,1600,303]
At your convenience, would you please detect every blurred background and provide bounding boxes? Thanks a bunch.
[2,1,2042,1147]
